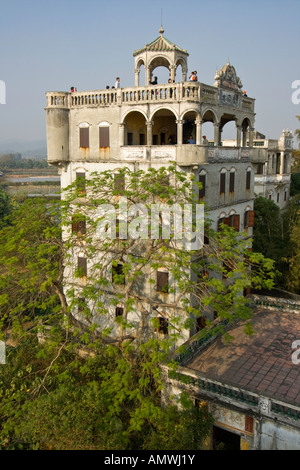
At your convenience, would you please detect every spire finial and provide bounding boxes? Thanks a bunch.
[159,8,164,35]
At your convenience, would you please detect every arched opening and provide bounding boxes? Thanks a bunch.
[175,59,187,82]
[241,118,251,147]
[221,120,237,145]
[182,110,198,144]
[202,109,217,145]
[123,111,147,146]
[151,108,177,145]
[149,56,172,85]
[220,114,237,145]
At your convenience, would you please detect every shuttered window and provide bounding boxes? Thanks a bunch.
[156,317,169,335]
[230,214,240,232]
[112,263,125,284]
[244,210,255,228]
[72,215,86,236]
[220,173,226,194]
[76,172,86,196]
[80,127,89,148]
[218,217,230,231]
[246,170,251,190]
[114,173,125,193]
[77,257,87,277]
[99,126,110,148]
[229,172,235,193]
[157,271,169,293]
[199,174,206,200]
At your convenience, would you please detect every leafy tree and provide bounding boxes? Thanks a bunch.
[0,165,275,450]
[0,188,12,228]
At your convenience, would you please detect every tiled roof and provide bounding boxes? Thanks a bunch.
[186,308,300,407]
[133,34,188,56]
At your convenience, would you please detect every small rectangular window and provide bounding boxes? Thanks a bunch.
[76,172,86,196]
[139,133,145,145]
[156,316,169,335]
[77,257,87,277]
[199,174,206,200]
[246,170,251,190]
[156,271,169,293]
[229,172,235,193]
[99,126,110,148]
[114,173,125,193]
[115,307,123,317]
[220,173,226,194]
[80,127,89,148]
[112,263,125,284]
[72,215,86,236]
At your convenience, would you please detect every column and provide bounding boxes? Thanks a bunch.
[196,119,202,145]
[146,121,153,146]
[280,152,285,174]
[214,123,221,147]
[135,69,140,87]
[146,67,151,86]
[170,65,176,83]
[176,120,184,145]
[236,125,242,147]
[119,123,125,146]
[249,127,254,148]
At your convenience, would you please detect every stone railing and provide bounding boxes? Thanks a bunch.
[46,82,221,109]
[255,174,291,183]
[241,97,255,112]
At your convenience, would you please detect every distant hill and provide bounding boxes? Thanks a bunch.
[0,139,47,159]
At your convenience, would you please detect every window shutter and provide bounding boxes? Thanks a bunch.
[199,174,206,199]
[246,170,251,190]
[78,257,87,277]
[248,210,255,227]
[72,215,86,235]
[114,173,125,193]
[99,126,110,148]
[233,214,240,232]
[157,271,169,292]
[218,217,230,230]
[72,216,78,233]
[80,127,89,148]
[229,172,235,193]
[220,173,226,194]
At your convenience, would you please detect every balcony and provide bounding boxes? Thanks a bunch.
[46,82,254,111]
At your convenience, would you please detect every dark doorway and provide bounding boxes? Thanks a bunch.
[213,426,240,450]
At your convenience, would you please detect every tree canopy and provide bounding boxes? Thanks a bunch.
[0,165,276,450]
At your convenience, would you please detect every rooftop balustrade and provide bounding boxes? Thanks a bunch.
[46,82,254,111]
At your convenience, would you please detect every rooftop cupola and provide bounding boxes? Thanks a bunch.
[133,27,189,86]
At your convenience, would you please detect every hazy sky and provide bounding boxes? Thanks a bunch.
[0,0,299,146]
